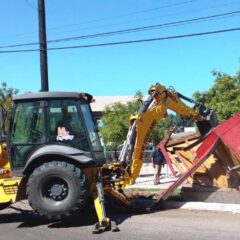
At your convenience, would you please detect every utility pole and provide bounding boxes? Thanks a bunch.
[38,0,49,91]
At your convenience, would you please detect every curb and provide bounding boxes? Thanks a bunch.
[165,201,240,214]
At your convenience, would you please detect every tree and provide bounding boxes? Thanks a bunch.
[150,114,194,146]
[151,118,170,146]
[99,91,143,149]
[99,90,193,149]
[0,82,19,130]
[0,82,19,110]
[193,70,240,122]
[168,113,194,132]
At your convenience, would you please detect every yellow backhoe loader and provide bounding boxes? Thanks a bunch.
[0,83,217,233]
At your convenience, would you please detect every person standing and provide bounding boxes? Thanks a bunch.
[151,144,166,185]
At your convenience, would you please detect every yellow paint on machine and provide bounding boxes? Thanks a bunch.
[0,178,21,204]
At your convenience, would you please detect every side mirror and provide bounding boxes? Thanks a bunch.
[95,118,103,132]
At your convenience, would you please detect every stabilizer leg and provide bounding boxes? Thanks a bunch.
[93,181,119,234]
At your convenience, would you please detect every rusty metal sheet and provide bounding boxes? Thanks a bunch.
[155,135,220,203]
[213,113,240,156]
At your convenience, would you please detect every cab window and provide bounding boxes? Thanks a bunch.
[11,102,44,144]
[10,101,44,168]
[48,100,90,152]
[80,103,102,151]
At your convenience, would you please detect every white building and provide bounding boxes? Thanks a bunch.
[90,96,139,118]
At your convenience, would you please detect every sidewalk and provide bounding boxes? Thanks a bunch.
[126,163,179,190]
[126,163,240,214]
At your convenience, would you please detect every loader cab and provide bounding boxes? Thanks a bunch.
[7,92,105,171]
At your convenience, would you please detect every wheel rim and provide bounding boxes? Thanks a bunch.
[41,176,69,206]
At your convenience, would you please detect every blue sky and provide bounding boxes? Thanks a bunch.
[0,0,240,98]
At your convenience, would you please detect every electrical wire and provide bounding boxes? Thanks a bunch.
[24,0,37,11]
[0,27,239,53]
[29,0,240,35]
[1,10,239,49]
[2,0,238,40]
[45,0,200,31]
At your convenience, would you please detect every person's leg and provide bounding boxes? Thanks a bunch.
[156,165,162,184]
[154,165,161,184]
[153,165,158,184]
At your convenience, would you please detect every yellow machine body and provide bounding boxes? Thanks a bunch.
[0,83,217,233]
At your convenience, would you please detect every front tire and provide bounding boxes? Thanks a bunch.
[27,161,89,219]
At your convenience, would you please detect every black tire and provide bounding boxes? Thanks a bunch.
[27,161,89,219]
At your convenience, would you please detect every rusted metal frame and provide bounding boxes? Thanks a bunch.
[158,142,176,177]
[151,136,220,209]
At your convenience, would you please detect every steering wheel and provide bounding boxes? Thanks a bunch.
[30,129,42,140]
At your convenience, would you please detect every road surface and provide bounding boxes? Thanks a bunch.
[0,201,239,240]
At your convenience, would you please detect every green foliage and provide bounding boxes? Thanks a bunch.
[99,90,194,148]
[0,82,19,130]
[151,119,170,146]
[100,92,143,149]
[151,114,194,146]
[193,70,240,122]
[168,113,194,132]
[0,82,19,110]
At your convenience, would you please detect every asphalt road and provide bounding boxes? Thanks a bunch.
[0,202,240,240]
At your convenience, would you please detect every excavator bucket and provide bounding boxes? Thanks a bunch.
[196,108,218,136]
[153,113,240,206]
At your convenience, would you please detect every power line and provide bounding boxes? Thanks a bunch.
[2,0,238,40]
[1,10,240,49]
[46,0,200,31]
[1,27,239,54]
[28,0,240,36]
[2,0,198,40]
[24,0,37,11]
[43,11,240,43]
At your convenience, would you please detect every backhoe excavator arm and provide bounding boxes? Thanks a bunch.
[119,83,217,184]
[93,82,217,232]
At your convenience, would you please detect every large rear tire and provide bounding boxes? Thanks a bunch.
[27,161,89,219]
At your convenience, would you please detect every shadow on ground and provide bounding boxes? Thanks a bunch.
[0,198,162,230]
